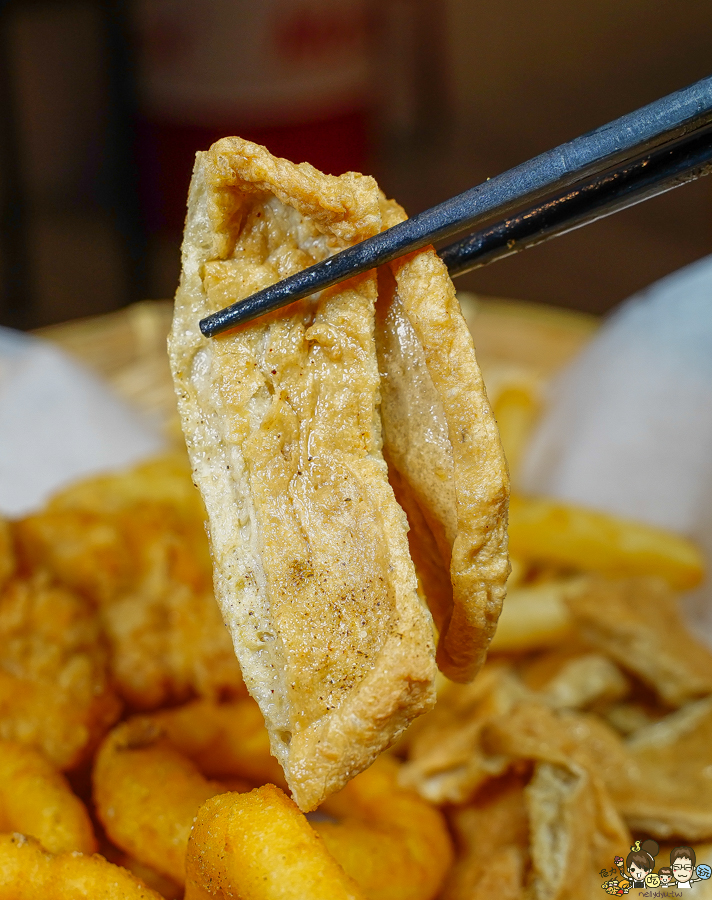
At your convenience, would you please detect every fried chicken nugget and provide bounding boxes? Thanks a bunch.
[184,786,366,900]
[16,456,244,709]
[0,572,120,769]
[148,697,286,786]
[0,833,163,899]
[0,741,96,854]
[93,718,224,884]
[314,755,454,900]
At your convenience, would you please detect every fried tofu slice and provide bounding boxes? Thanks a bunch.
[566,576,712,707]
[618,696,712,839]
[441,773,529,900]
[375,203,510,682]
[169,138,438,810]
[399,663,526,804]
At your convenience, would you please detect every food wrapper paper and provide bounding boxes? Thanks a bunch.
[521,254,712,642]
[0,327,165,517]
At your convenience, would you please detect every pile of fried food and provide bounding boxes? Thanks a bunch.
[0,138,711,899]
[1,452,710,899]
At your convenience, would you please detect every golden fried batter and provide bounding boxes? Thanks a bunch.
[170,138,438,810]
[0,572,120,769]
[15,456,245,709]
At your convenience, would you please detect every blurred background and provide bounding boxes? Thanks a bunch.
[1,0,711,329]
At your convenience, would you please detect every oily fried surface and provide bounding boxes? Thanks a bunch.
[375,210,509,683]
[93,718,224,885]
[170,138,437,810]
[185,786,366,900]
[440,773,529,900]
[566,576,712,706]
[399,663,526,804]
[315,755,453,900]
[0,740,96,854]
[0,572,120,769]
[617,696,712,839]
[0,833,163,899]
[15,455,245,709]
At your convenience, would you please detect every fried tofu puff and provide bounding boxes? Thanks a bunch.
[170,139,439,810]
[375,203,510,683]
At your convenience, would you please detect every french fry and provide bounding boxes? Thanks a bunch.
[508,495,705,590]
[489,580,577,653]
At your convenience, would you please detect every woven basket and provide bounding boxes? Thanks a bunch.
[35,295,597,441]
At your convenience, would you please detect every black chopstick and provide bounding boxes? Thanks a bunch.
[200,74,712,338]
[440,124,712,277]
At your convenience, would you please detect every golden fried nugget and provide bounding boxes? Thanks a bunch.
[375,234,509,683]
[170,138,437,810]
[147,696,285,786]
[400,664,526,803]
[617,696,712,839]
[508,495,705,590]
[185,786,366,900]
[0,741,96,854]
[566,577,712,706]
[489,580,578,652]
[315,755,453,900]
[0,572,120,769]
[93,719,224,885]
[16,463,244,709]
[439,773,529,900]
[0,833,163,899]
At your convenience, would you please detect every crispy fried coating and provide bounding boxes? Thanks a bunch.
[15,456,245,709]
[399,664,526,804]
[375,215,509,683]
[315,755,453,900]
[147,696,286,786]
[93,718,224,885]
[0,833,163,899]
[440,773,529,900]
[185,786,366,900]
[566,576,712,706]
[170,137,437,810]
[0,572,120,769]
[617,696,712,839]
[0,740,96,854]
[508,495,705,590]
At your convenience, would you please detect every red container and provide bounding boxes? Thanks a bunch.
[133,0,372,232]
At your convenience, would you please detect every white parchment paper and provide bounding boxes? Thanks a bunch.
[0,327,165,517]
[521,254,712,640]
